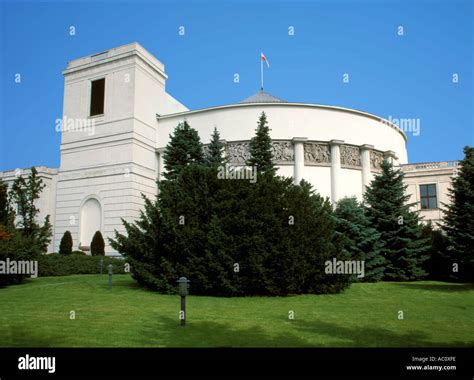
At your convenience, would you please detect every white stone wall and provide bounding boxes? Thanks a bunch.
[401,162,458,226]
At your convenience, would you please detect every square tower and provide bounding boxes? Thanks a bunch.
[54,43,187,254]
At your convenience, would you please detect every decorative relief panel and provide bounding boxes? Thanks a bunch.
[304,142,331,164]
[224,141,295,165]
[225,142,251,165]
[271,141,294,163]
[340,145,361,167]
[370,151,384,170]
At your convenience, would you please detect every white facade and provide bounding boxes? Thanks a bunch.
[0,42,456,255]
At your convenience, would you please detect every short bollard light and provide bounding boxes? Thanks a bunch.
[177,277,190,326]
[108,264,113,290]
[100,258,104,274]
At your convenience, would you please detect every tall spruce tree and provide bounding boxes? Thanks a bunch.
[205,127,225,167]
[421,222,450,281]
[246,112,276,174]
[364,160,429,280]
[442,146,474,282]
[0,178,14,244]
[334,197,385,281]
[162,121,204,180]
[0,179,13,226]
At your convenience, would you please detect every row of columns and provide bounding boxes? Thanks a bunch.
[157,139,398,204]
[292,138,397,203]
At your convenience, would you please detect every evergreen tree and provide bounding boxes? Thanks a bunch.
[334,197,385,281]
[8,167,52,252]
[246,112,276,174]
[205,127,225,167]
[0,173,50,287]
[442,146,474,282]
[162,121,204,180]
[0,178,15,252]
[110,194,166,290]
[111,115,351,296]
[111,163,351,296]
[421,222,450,281]
[59,230,73,255]
[364,160,429,280]
[280,179,350,294]
[90,231,105,256]
[0,178,13,226]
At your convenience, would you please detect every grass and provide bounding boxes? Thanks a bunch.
[0,274,473,347]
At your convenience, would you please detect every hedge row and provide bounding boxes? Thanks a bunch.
[37,253,126,277]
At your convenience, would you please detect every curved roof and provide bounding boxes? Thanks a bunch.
[157,99,407,143]
[240,90,287,104]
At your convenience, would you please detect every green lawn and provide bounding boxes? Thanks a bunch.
[0,274,473,347]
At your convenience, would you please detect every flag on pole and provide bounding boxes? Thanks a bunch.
[261,52,270,68]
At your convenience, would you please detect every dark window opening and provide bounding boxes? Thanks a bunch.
[420,184,437,209]
[90,78,105,116]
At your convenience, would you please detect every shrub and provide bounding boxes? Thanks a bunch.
[111,165,351,296]
[90,231,105,256]
[59,231,73,255]
[37,253,125,277]
[0,227,40,287]
[0,172,51,288]
[111,120,351,296]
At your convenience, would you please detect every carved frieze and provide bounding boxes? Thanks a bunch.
[304,142,331,164]
[225,142,251,165]
[224,141,295,165]
[370,151,384,170]
[271,141,294,163]
[340,145,361,167]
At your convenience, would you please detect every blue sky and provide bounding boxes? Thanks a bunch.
[0,0,473,171]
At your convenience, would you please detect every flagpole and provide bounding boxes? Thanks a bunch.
[260,54,264,91]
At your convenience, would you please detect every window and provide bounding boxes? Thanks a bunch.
[420,184,437,209]
[90,78,105,116]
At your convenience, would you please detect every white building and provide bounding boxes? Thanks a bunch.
[0,43,458,255]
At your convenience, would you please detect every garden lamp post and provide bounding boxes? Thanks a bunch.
[177,277,190,326]
[108,264,113,290]
[100,258,104,274]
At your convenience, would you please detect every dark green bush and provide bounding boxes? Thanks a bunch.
[59,231,73,255]
[91,231,105,256]
[38,253,125,276]
[111,165,350,296]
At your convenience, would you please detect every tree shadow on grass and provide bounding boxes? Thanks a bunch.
[142,315,311,347]
[392,283,474,293]
[290,319,474,348]
[141,315,474,348]
[0,324,66,347]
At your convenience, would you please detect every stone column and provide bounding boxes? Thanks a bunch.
[384,150,398,165]
[292,137,307,185]
[360,144,374,194]
[329,140,344,203]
